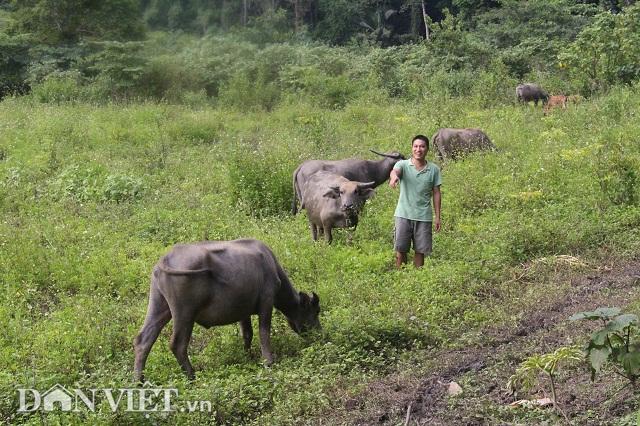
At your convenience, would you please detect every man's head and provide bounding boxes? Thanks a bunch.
[411,135,429,161]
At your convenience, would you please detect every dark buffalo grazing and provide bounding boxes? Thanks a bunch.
[133,239,321,381]
[544,95,568,115]
[301,171,375,243]
[291,150,404,214]
[431,128,496,162]
[516,83,549,106]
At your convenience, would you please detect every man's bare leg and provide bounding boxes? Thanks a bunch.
[396,251,407,268]
[414,252,424,268]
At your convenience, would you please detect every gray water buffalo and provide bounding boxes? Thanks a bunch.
[516,83,549,106]
[301,171,375,243]
[431,128,496,161]
[133,239,321,381]
[291,150,404,214]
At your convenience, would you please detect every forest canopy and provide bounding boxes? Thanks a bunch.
[0,0,638,103]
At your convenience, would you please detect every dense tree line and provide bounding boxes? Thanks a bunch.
[0,0,638,101]
[135,0,636,42]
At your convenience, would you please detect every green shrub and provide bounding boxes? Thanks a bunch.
[49,164,104,202]
[469,61,519,107]
[165,112,223,144]
[81,41,148,99]
[218,73,281,111]
[227,141,294,217]
[598,141,640,206]
[239,8,294,45]
[180,89,210,107]
[281,66,360,108]
[570,307,640,384]
[559,5,640,94]
[30,72,83,104]
[49,165,143,203]
[140,55,208,101]
[101,174,143,203]
[504,215,562,262]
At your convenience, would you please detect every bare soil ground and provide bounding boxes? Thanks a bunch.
[318,255,640,425]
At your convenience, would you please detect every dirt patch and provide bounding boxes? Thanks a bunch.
[319,255,640,425]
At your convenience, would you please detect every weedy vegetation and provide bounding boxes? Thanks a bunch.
[1,2,640,423]
[1,80,639,424]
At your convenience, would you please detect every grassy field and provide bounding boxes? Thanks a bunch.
[1,85,640,424]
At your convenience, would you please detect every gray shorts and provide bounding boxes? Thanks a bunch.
[394,217,432,255]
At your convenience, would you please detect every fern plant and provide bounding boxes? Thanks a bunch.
[508,346,583,421]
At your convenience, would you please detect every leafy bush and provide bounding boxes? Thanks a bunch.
[179,89,210,107]
[139,55,209,101]
[559,5,640,94]
[597,141,639,206]
[101,174,143,203]
[49,165,143,203]
[471,0,596,78]
[49,164,104,202]
[80,41,148,99]
[570,307,640,384]
[227,141,294,217]
[239,8,294,45]
[504,215,565,263]
[165,113,223,144]
[30,72,83,104]
[469,61,519,107]
[281,65,361,108]
[218,72,281,111]
[430,9,493,72]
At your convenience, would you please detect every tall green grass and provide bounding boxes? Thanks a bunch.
[1,84,639,424]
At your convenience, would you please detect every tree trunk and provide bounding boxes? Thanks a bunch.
[221,0,227,28]
[294,0,300,31]
[242,0,248,26]
[410,2,419,40]
[421,0,430,41]
[290,0,310,33]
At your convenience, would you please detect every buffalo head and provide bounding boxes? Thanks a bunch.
[323,180,375,212]
[287,291,321,334]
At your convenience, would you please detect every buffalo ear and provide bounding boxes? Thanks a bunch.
[311,292,320,306]
[360,188,375,199]
[323,186,340,198]
[299,291,310,306]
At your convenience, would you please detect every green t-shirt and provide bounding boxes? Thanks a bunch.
[393,159,442,222]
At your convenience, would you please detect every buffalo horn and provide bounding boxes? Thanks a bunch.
[370,149,402,159]
[357,181,376,189]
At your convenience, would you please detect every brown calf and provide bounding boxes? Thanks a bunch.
[543,95,568,115]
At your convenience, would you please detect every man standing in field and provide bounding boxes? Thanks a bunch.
[389,135,442,268]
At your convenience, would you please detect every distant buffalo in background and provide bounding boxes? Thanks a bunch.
[431,128,496,162]
[516,83,549,106]
[544,95,568,115]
